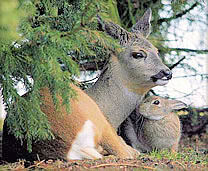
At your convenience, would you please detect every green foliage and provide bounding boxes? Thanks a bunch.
[0,0,23,41]
[0,0,121,151]
[99,0,121,25]
[146,148,208,165]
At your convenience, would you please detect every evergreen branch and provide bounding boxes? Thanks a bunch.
[61,6,100,38]
[127,0,136,25]
[158,2,199,24]
[169,56,186,70]
[168,48,208,53]
[81,1,94,26]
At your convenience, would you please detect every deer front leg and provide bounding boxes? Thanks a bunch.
[118,136,140,156]
[101,128,140,159]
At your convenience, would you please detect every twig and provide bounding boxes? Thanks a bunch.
[80,76,99,83]
[37,154,40,161]
[27,160,45,169]
[170,86,201,99]
[173,73,208,78]
[90,163,155,170]
[158,2,199,24]
[169,56,186,70]
[168,48,208,54]
[149,89,158,96]
[173,160,186,169]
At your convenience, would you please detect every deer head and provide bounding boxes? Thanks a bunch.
[98,9,172,94]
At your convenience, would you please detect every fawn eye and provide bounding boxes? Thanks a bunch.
[153,100,160,105]
[132,50,147,59]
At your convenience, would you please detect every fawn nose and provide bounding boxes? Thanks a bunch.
[162,69,172,80]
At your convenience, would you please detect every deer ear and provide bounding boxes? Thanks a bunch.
[131,8,152,38]
[97,15,130,46]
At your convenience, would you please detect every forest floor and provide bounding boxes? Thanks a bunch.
[0,133,207,171]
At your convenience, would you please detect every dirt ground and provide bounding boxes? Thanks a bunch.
[0,133,207,171]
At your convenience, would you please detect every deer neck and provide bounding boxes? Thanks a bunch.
[86,56,145,129]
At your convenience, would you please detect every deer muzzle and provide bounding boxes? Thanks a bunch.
[151,69,172,86]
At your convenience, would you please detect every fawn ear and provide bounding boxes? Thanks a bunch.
[97,15,130,46]
[131,8,152,38]
[170,99,188,110]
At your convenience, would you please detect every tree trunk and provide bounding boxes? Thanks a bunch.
[2,118,68,162]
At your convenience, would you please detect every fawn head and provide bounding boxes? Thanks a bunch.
[98,9,172,94]
[138,96,187,120]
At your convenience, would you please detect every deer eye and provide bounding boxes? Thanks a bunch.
[153,100,160,105]
[132,50,147,59]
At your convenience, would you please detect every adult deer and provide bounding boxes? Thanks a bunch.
[86,9,172,129]
[3,85,138,162]
[2,9,171,162]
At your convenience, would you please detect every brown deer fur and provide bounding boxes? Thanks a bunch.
[39,84,137,160]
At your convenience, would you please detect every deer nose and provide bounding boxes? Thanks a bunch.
[151,69,172,83]
[162,69,172,80]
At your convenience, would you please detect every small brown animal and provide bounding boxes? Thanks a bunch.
[123,96,187,153]
[40,84,138,160]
